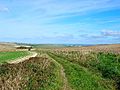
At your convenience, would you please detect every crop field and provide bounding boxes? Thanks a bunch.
[0,51,29,63]
[0,44,120,90]
[0,43,16,52]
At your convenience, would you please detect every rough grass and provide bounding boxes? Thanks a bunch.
[0,47,120,90]
[48,52,115,90]
[0,56,63,90]
[48,50,120,90]
[0,51,29,63]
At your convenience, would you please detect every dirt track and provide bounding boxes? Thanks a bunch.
[45,54,72,90]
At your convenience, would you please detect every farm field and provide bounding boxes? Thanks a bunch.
[0,42,16,52]
[0,44,120,90]
[0,51,29,63]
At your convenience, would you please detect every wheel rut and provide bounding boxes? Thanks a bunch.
[45,53,72,90]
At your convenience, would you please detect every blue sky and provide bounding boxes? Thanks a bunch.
[0,0,120,44]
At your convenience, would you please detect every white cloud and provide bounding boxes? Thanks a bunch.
[79,30,120,39]
[39,0,120,18]
[101,30,120,36]
[2,0,120,24]
[0,6,9,12]
[11,0,120,19]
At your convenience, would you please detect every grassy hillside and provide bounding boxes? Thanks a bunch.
[0,44,120,90]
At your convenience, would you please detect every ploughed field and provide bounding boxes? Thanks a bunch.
[0,44,120,90]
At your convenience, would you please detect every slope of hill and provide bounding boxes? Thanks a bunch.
[0,44,120,90]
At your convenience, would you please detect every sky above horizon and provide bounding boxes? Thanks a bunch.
[0,0,120,44]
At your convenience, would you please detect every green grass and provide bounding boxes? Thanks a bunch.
[48,52,115,90]
[58,51,120,89]
[0,51,29,63]
[1,48,119,90]
[87,53,120,89]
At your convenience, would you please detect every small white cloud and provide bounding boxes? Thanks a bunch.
[0,7,9,12]
[79,29,120,39]
[101,30,120,36]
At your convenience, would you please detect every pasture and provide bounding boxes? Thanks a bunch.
[0,51,29,63]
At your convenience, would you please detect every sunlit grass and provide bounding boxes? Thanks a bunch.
[0,51,29,63]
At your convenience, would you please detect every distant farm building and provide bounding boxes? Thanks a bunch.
[15,45,32,51]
